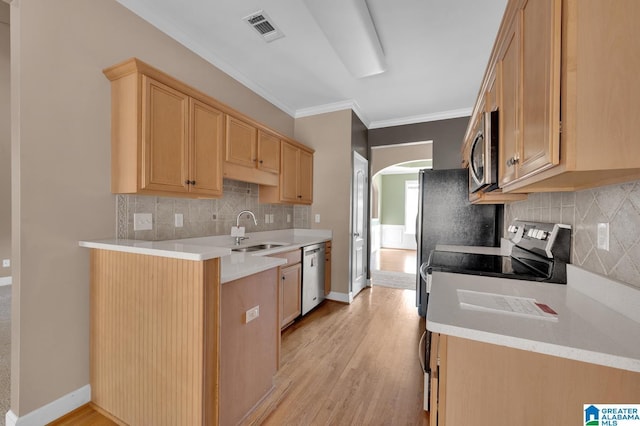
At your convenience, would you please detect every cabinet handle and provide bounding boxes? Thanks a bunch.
[506,155,520,167]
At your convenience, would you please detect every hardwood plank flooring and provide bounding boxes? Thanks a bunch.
[372,249,417,274]
[244,286,428,426]
[49,287,428,426]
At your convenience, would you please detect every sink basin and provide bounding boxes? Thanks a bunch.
[232,243,286,253]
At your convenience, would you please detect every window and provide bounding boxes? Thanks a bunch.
[404,180,419,234]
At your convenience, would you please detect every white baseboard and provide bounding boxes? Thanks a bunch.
[326,291,351,304]
[5,384,91,426]
[0,276,11,286]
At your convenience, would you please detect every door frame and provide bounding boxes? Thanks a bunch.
[350,151,369,300]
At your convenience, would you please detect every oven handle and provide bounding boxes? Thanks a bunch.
[418,330,427,372]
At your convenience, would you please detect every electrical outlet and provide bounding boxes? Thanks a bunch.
[175,213,183,228]
[245,305,260,323]
[2,259,9,268]
[287,214,291,223]
[133,213,153,231]
[315,214,321,223]
[269,214,274,223]
[265,214,270,224]
[597,222,610,251]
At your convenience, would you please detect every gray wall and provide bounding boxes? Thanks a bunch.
[351,111,368,160]
[368,116,469,169]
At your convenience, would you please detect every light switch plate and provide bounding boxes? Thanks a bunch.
[269,214,274,223]
[2,259,9,268]
[287,214,291,223]
[133,213,153,231]
[174,213,183,228]
[315,214,321,223]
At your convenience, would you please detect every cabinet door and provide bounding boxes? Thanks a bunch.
[280,263,301,328]
[257,130,280,174]
[225,116,257,168]
[298,149,313,204]
[189,99,224,196]
[518,0,561,177]
[280,142,299,203]
[498,14,521,187]
[142,76,189,193]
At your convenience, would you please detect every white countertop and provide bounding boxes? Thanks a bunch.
[426,265,640,372]
[80,229,332,283]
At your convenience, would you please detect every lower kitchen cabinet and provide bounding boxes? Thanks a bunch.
[324,241,332,295]
[90,249,220,426]
[220,268,278,426]
[271,250,303,329]
[280,263,302,328]
[430,334,640,425]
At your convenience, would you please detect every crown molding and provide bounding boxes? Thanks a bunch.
[115,1,296,117]
[368,108,472,129]
[294,99,370,125]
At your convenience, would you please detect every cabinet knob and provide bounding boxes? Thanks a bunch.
[297,195,302,198]
[191,180,196,186]
[184,180,197,185]
[506,155,520,167]
[259,160,264,164]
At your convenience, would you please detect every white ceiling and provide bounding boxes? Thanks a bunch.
[116,0,507,129]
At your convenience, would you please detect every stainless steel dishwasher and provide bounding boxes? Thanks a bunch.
[301,243,326,315]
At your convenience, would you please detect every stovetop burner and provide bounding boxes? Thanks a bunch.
[426,220,572,284]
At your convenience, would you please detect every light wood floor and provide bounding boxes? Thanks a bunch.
[50,287,428,426]
[372,248,417,274]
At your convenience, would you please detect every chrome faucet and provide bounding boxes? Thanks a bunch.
[233,210,258,245]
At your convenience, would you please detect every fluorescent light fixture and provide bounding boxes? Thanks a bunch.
[304,0,387,79]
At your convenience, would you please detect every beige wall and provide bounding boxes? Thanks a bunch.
[0,3,10,279]
[295,110,352,296]
[10,0,294,417]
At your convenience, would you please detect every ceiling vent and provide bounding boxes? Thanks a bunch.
[243,11,285,43]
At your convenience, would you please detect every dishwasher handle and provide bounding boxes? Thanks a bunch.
[305,248,321,255]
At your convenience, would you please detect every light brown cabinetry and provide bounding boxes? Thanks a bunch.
[468,0,640,195]
[324,241,332,296]
[104,59,223,198]
[431,334,640,425]
[499,0,561,187]
[261,141,313,205]
[90,249,220,425]
[223,117,280,186]
[220,268,278,426]
[271,250,303,329]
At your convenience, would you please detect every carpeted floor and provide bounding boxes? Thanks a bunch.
[0,285,10,420]
[371,270,417,290]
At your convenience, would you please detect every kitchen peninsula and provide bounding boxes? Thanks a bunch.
[80,229,331,426]
[426,266,640,425]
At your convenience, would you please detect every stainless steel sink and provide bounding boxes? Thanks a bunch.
[232,243,286,252]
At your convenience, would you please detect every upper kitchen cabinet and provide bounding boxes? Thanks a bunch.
[468,0,640,194]
[500,0,561,187]
[104,58,223,198]
[223,117,280,186]
[260,140,314,205]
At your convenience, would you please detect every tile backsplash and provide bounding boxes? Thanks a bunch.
[505,179,640,289]
[117,179,311,241]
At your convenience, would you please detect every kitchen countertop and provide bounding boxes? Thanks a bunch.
[80,229,332,283]
[427,265,640,372]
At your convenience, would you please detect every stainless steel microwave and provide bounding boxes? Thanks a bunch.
[469,110,499,193]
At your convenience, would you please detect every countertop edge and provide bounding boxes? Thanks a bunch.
[427,320,640,373]
[79,240,232,261]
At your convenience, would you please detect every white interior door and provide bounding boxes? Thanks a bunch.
[351,152,368,298]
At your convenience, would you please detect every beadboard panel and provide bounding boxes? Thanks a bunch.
[90,249,220,425]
